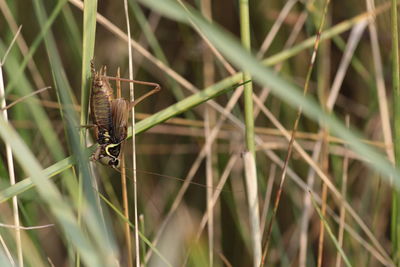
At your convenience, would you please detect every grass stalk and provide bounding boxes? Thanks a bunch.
[261,0,331,264]
[316,8,332,266]
[366,0,394,163]
[139,215,146,266]
[243,151,261,267]
[0,235,14,266]
[317,133,329,267]
[116,67,133,267]
[240,0,256,156]
[392,0,400,263]
[79,0,97,265]
[201,0,216,265]
[0,111,102,266]
[310,192,352,267]
[97,193,172,267]
[335,116,349,267]
[80,0,97,128]
[204,109,214,267]
[239,1,261,266]
[123,1,137,265]
[33,0,117,264]
[0,27,23,267]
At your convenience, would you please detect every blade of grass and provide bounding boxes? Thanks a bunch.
[139,215,146,266]
[79,0,98,266]
[310,191,352,267]
[122,0,136,265]
[365,0,393,162]
[0,115,103,267]
[33,0,117,263]
[98,192,173,267]
[80,0,97,129]
[0,27,23,267]
[0,40,69,169]
[392,0,400,263]
[336,116,349,267]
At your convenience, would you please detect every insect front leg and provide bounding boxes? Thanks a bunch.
[91,145,102,162]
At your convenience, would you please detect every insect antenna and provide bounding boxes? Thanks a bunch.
[112,166,236,193]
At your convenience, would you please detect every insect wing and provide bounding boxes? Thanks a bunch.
[111,98,130,142]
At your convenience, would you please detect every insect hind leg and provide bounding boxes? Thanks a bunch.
[104,75,161,108]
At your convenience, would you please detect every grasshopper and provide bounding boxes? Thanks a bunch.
[89,60,160,168]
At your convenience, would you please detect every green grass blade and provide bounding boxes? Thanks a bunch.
[0,116,102,267]
[33,0,117,261]
[310,192,352,267]
[98,193,173,267]
[80,0,97,126]
[392,0,400,263]
[0,42,67,163]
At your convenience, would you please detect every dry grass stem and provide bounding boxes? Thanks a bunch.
[1,27,23,267]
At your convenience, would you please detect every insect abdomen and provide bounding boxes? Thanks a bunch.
[91,88,112,129]
[90,69,114,131]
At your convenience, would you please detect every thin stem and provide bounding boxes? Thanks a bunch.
[239,1,261,267]
[240,0,255,155]
[117,65,133,267]
[260,0,331,264]
[1,28,23,267]
[0,86,51,111]
[139,215,146,266]
[201,0,215,265]
[335,116,349,267]
[123,0,138,266]
[392,0,400,263]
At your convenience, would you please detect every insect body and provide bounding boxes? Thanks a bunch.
[90,61,160,168]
